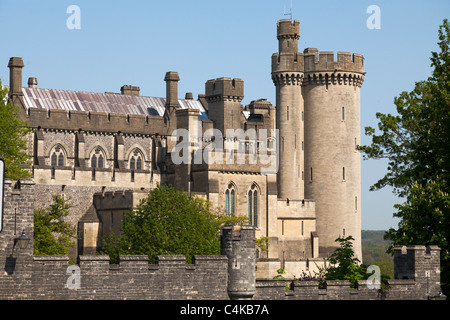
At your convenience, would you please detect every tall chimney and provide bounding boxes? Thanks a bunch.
[8,57,24,102]
[164,71,180,108]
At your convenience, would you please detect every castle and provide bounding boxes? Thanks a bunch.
[0,18,445,301]
[4,19,364,279]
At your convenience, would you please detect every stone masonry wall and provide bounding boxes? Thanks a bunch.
[0,181,444,300]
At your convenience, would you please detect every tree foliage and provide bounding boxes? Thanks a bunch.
[0,81,31,180]
[33,194,76,256]
[360,19,450,296]
[325,236,368,286]
[101,184,244,264]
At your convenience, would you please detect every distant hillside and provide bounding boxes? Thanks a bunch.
[361,230,394,279]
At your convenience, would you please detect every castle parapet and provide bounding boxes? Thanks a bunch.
[205,77,244,102]
[303,48,364,74]
[394,245,442,298]
[25,107,166,136]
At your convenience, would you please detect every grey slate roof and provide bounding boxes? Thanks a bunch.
[19,87,208,120]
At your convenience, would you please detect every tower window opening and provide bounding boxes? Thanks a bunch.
[342,107,345,121]
[301,220,304,236]
[355,196,358,211]
[343,167,346,181]
[287,106,289,121]
[310,167,313,181]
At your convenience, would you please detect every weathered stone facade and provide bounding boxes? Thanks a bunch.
[4,18,365,280]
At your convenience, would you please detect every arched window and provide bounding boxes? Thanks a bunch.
[90,147,106,168]
[248,184,258,227]
[50,145,65,167]
[225,183,236,216]
[130,148,143,170]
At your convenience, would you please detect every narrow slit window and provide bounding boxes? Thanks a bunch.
[248,191,252,225]
[225,183,236,216]
[343,167,346,180]
[342,107,345,121]
[91,155,97,168]
[58,153,64,167]
[98,154,104,168]
[136,156,142,170]
[51,152,57,167]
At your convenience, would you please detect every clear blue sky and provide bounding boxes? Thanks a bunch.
[0,0,448,230]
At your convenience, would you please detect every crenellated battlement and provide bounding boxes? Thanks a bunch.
[271,49,364,87]
[277,19,300,40]
[24,107,167,136]
[205,77,244,102]
[303,48,364,74]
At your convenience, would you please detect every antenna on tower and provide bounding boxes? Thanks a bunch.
[284,0,293,21]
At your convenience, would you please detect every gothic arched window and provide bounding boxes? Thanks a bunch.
[225,183,236,216]
[248,184,258,227]
[90,147,106,168]
[129,148,143,170]
[50,145,65,167]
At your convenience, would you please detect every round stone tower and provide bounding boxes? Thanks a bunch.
[302,48,365,259]
[271,19,304,201]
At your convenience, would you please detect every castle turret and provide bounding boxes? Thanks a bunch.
[271,19,305,201]
[205,77,244,137]
[302,48,365,259]
[220,225,256,300]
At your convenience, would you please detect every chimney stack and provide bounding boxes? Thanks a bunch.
[8,57,24,95]
[120,85,140,96]
[185,92,193,100]
[28,77,38,88]
[164,71,180,108]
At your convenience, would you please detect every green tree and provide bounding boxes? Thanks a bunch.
[102,184,240,263]
[325,236,368,286]
[34,194,76,256]
[0,81,31,180]
[360,19,450,296]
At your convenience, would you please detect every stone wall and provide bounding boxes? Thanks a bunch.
[0,181,444,300]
